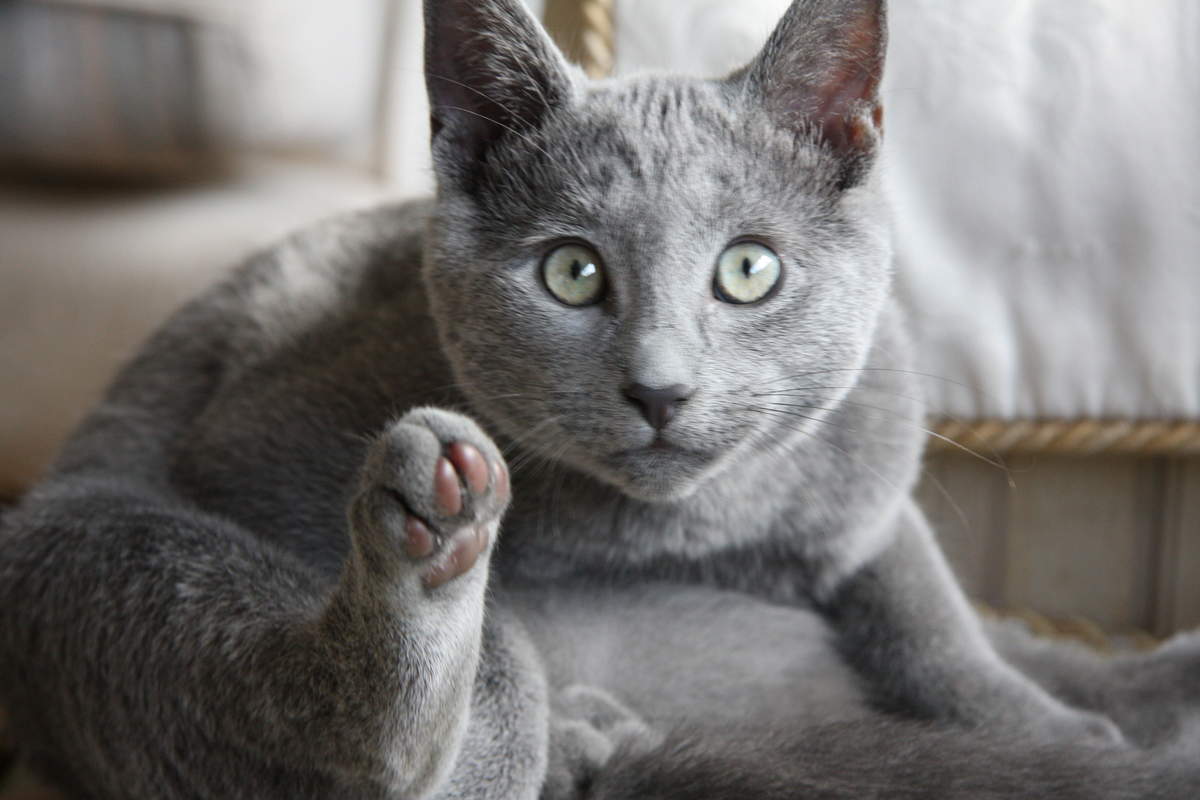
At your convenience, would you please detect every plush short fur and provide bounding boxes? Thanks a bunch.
[2,0,1200,798]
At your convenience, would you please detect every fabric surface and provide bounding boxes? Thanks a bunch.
[2,0,389,170]
[615,0,1200,420]
[0,159,392,494]
[0,1,246,177]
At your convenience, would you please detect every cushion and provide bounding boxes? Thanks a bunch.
[0,158,391,495]
[0,1,245,178]
[0,0,390,179]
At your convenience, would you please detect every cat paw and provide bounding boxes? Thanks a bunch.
[352,407,509,589]
[544,686,660,800]
[1035,706,1125,748]
[971,682,1125,748]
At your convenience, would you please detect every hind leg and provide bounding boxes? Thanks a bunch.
[0,407,541,798]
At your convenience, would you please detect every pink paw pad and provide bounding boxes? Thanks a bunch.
[424,526,491,589]
[433,457,463,515]
[448,442,490,494]
[418,440,505,590]
[404,517,437,559]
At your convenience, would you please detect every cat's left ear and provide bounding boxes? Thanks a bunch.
[424,0,573,183]
[735,0,886,165]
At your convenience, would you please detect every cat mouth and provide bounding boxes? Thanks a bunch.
[610,435,695,458]
[605,436,716,473]
[598,439,717,501]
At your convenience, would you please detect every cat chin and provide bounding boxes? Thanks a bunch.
[617,480,704,505]
[596,445,721,504]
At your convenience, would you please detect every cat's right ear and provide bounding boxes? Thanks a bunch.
[424,0,573,184]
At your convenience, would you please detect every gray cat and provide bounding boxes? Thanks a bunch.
[2,0,1199,797]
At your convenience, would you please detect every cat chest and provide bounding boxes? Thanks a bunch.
[506,584,869,733]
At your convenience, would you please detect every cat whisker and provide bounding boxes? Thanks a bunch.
[505,422,574,483]
[748,404,977,543]
[758,399,1011,478]
[749,405,910,449]
[542,440,575,543]
[755,366,982,397]
[751,383,921,400]
[745,407,906,499]
[753,389,1013,480]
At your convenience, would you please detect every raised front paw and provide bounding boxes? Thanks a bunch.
[352,407,510,589]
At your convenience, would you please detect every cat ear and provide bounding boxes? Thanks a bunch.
[737,0,886,160]
[424,0,573,176]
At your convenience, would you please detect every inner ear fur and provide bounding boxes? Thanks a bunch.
[423,0,574,172]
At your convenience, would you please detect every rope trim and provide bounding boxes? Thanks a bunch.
[931,420,1200,456]
[976,605,1160,653]
[575,0,615,78]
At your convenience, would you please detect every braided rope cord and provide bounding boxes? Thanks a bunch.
[576,0,615,78]
[931,419,1200,457]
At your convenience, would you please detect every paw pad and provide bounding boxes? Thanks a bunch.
[357,408,511,591]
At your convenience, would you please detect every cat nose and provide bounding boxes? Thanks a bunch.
[623,383,695,430]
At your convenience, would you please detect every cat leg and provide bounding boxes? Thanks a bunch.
[988,619,1200,753]
[815,499,1122,745]
[0,408,545,799]
[584,716,1200,800]
[430,604,551,800]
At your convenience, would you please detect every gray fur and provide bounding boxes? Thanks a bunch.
[2,0,1199,797]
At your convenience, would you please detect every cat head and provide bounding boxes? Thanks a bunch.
[422,0,892,503]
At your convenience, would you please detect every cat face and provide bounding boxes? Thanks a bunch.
[423,0,890,502]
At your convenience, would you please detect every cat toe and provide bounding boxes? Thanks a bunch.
[404,516,438,559]
[353,407,510,589]
[434,456,464,515]
[424,525,490,589]
[448,442,490,495]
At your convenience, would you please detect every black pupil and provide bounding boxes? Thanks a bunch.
[741,257,753,277]
[570,259,595,280]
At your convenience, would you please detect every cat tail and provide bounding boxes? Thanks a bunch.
[584,718,1200,800]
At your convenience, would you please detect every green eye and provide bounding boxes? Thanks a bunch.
[542,244,606,306]
[714,242,782,305]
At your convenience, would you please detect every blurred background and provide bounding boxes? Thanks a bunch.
[1,0,1198,643]
[0,0,1198,794]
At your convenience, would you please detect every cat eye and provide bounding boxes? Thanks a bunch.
[542,243,606,307]
[713,242,783,305]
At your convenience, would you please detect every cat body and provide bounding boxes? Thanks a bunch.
[3,1,1200,798]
